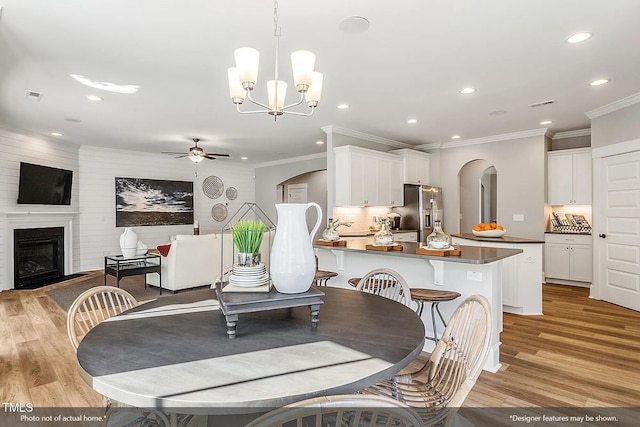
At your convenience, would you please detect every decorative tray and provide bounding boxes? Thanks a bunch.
[315,239,347,246]
[365,244,403,252]
[416,246,461,256]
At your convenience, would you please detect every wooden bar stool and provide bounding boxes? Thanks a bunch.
[314,256,338,286]
[410,288,461,342]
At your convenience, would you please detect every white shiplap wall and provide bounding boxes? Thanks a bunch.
[0,129,81,290]
[78,146,255,272]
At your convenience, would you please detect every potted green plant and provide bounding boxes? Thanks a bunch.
[231,219,266,266]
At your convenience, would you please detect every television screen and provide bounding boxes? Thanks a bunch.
[17,162,73,205]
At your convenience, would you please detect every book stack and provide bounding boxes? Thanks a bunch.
[550,212,592,233]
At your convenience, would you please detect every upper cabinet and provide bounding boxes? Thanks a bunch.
[334,146,403,207]
[390,149,431,185]
[547,148,592,205]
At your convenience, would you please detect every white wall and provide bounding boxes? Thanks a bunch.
[0,128,81,289]
[77,146,255,272]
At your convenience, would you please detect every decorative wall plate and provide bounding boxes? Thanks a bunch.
[225,186,238,200]
[211,203,228,222]
[203,176,224,199]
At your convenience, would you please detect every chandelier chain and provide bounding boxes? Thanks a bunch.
[273,0,280,37]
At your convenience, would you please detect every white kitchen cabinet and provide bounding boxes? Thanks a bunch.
[392,231,418,242]
[391,149,431,185]
[334,145,403,207]
[544,233,592,285]
[547,148,591,205]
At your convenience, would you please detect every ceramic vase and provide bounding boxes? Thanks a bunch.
[270,203,322,294]
[120,227,138,258]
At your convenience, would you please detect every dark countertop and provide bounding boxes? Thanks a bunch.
[315,237,522,264]
[338,229,417,237]
[452,233,545,244]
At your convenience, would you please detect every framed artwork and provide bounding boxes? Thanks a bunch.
[115,177,194,227]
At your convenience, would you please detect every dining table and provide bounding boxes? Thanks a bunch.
[76,286,425,425]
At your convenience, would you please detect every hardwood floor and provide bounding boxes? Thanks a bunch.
[1,278,639,416]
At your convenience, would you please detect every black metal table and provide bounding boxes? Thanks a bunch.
[216,285,324,338]
[104,253,162,294]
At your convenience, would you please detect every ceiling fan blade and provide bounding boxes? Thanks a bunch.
[162,151,186,155]
[202,155,218,160]
[206,153,230,157]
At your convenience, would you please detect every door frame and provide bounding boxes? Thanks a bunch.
[591,137,640,301]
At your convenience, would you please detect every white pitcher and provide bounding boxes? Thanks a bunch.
[270,203,322,294]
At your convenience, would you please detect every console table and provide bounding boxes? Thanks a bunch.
[104,253,162,294]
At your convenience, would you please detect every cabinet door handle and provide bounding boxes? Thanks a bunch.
[599,233,607,238]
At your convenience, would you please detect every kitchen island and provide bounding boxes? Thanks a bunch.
[315,238,523,372]
[451,233,544,316]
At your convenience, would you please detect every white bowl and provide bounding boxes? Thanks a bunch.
[472,229,506,238]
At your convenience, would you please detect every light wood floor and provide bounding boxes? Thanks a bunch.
[2,276,639,410]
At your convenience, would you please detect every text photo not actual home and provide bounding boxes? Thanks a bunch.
[115,177,194,227]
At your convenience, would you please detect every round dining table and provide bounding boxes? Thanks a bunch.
[76,286,425,420]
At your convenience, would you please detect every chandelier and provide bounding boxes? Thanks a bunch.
[227,0,323,119]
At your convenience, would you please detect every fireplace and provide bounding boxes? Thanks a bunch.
[14,227,65,289]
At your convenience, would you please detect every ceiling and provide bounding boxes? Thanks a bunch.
[1,0,639,164]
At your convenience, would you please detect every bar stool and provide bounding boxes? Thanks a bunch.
[410,288,461,342]
[314,256,338,286]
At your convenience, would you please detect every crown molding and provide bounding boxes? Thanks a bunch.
[552,129,591,140]
[416,128,550,150]
[321,125,412,149]
[585,92,640,119]
[254,151,327,169]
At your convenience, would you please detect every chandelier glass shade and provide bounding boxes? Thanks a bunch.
[227,1,323,118]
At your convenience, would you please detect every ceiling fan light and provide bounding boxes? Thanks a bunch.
[234,47,259,89]
[267,80,287,112]
[291,50,315,92]
[189,153,205,163]
[227,68,245,103]
[305,72,323,107]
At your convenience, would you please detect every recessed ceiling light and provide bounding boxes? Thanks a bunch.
[590,79,610,86]
[406,119,418,124]
[337,104,350,109]
[86,95,103,101]
[338,16,370,34]
[70,74,140,94]
[460,87,475,94]
[51,132,63,137]
[540,120,552,125]
[240,156,248,160]
[567,32,592,43]
[316,140,324,145]
[451,135,461,139]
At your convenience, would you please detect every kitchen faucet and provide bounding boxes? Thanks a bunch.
[331,219,353,230]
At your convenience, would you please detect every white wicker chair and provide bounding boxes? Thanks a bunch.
[355,268,413,308]
[364,295,492,427]
[245,394,424,427]
[67,286,139,350]
[67,286,170,427]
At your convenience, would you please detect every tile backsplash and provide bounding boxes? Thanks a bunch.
[331,207,393,232]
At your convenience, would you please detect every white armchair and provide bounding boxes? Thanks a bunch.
[147,233,220,292]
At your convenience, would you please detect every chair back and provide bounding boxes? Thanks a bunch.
[67,286,138,350]
[355,268,413,308]
[245,394,423,427]
[425,294,492,407]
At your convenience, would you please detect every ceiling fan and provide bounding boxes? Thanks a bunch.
[163,138,230,163]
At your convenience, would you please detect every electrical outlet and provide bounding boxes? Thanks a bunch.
[466,271,482,282]
[525,256,535,263]
[513,214,525,221]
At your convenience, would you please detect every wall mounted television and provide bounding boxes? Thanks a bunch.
[17,162,73,205]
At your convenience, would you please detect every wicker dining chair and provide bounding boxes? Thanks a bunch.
[245,394,424,427]
[363,295,492,427]
[67,285,139,350]
[355,268,413,308]
[67,286,170,427]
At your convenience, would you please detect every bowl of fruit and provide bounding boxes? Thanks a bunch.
[472,222,506,237]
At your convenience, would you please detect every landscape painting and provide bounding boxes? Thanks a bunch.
[115,177,194,227]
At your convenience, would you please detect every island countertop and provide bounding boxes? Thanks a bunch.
[315,237,522,265]
[451,232,545,244]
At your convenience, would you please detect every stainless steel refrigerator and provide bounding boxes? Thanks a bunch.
[394,185,443,245]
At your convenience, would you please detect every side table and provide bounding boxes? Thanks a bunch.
[104,253,162,295]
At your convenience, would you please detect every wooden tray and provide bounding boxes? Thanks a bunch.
[415,247,461,256]
[315,240,347,246]
[365,244,403,252]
